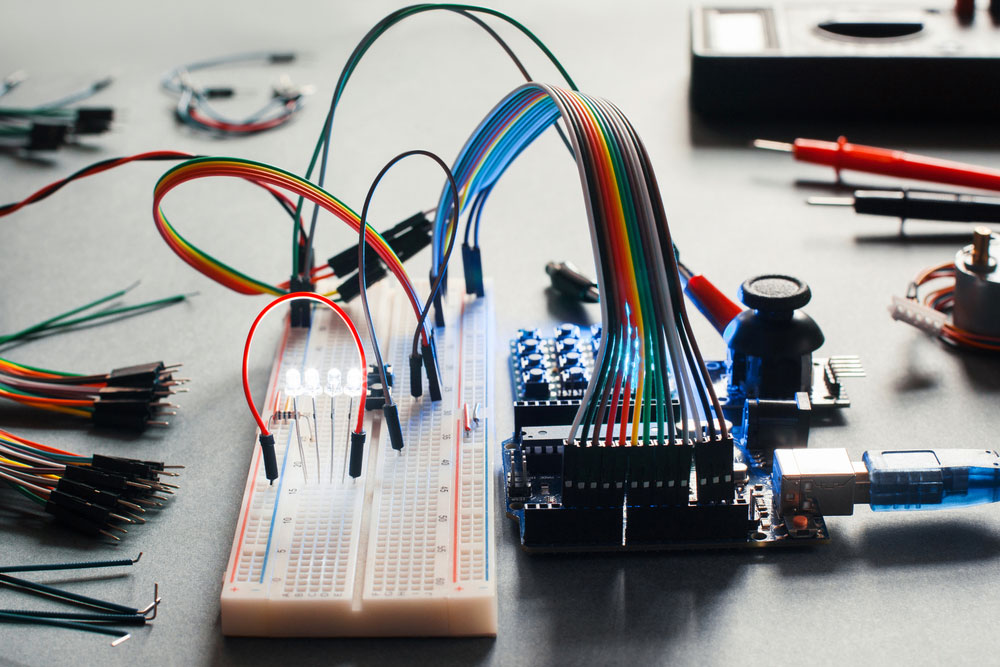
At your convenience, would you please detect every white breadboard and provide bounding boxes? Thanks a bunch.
[221,283,496,637]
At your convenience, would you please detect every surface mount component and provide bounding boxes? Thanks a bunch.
[223,283,496,637]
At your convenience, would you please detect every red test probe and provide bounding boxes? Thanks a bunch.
[754,136,1000,192]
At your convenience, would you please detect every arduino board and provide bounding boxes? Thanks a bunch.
[503,325,852,552]
[221,283,496,637]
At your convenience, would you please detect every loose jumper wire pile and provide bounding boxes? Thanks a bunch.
[160,52,307,135]
[0,428,180,541]
[0,73,114,151]
[0,284,191,429]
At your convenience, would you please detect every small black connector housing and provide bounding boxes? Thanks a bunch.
[431,269,446,328]
[330,212,430,272]
[73,107,114,134]
[462,243,485,297]
[46,490,116,525]
[63,465,130,493]
[421,336,443,402]
[259,433,278,483]
[108,362,167,388]
[288,276,314,328]
[269,52,296,64]
[327,213,432,303]
[45,501,111,538]
[92,454,157,480]
[26,123,68,151]
[365,383,386,410]
[204,87,236,98]
[368,364,393,388]
[56,478,125,511]
[383,404,404,451]
[98,386,159,402]
[409,353,423,398]
[546,260,599,303]
[364,364,394,410]
[92,397,155,430]
[334,262,386,303]
[348,430,367,478]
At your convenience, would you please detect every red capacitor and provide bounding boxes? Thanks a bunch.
[792,136,1000,192]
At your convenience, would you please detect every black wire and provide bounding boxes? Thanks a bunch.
[448,8,574,156]
[300,4,577,280]
[357,150,460,402]
[162,52,302,137]
[0,154,186,215]
[0,154,305,243]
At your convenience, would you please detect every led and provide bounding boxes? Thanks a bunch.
[344,367,363,397]
[325,368,343,397]
[284,368,303,397]
[304,368,322,397]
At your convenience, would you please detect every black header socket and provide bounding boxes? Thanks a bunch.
[421,337,442,402]
[288,276,314,328]
[348,430,367,478]
[409,353,423,398]
[462,243,485,297]
[259,433,278,483]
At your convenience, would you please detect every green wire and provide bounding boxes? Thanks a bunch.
[578,93,666,444]
[0,284,136,345]
[0,357,76,378]
[0,438,88,464]
[0,108,74,118]
[2,480,46,507]
[0,289,191,346]
[0,382,94,413]
[155,155,395,295]
[27,295,191,333]
[292,3,579,276]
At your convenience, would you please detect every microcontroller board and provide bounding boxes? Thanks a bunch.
[504,324,836,552]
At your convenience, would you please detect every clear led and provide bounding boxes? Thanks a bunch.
[325,368,343,397]
[304,368,322,397]
[284,368,303,397]
[344,367,363,397]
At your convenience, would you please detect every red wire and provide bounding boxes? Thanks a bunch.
[0,428,80,457]
[154,162,428,343]
[242,292,367,437]
[276,267,332,290]
[0,151,196,218]
[186,102,295,133]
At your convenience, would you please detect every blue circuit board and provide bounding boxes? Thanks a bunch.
[504,325,830,552]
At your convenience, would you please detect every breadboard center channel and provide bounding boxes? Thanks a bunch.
[222,283,496,637]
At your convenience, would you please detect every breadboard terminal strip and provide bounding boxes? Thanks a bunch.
[222,283,496,637]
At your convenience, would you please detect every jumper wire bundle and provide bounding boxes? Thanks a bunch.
[0,283,191,430]
[0,72,114,152]
[436,82,733,504]
[0,428,179,540]
[161,52,308,136]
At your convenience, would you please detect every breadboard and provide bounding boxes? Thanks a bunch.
[221,283,496,637]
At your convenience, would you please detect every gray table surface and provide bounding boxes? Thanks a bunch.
[3,1,1000,665]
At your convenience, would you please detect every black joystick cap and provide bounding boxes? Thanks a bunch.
[739,275,811,311]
